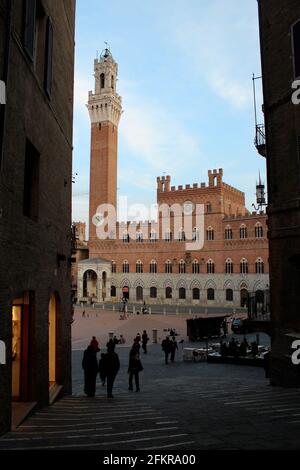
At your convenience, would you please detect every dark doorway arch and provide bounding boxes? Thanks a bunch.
[150,287,157,299]
[136,286,143,302]
[166,287,172,299]
[193,288,200,300]
[240,288,249,307]
[179,287,186,300]
[111,286,116,298]
[83,270,97,298]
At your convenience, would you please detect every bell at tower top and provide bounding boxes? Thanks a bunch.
[88,46,123,127]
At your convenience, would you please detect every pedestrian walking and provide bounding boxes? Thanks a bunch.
[82,310,86,318]
[82,345,98,397]
[131,338,141,355]
[142,330,149,354]
[90,336,100,352]
[103,345,120,398]
[170,336,178,362]
[128,351,143,392]
[106,338,115,351]
[161,336,172,364]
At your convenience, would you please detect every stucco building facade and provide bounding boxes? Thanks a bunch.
[0,0,76,435]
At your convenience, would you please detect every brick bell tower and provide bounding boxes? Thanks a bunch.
[87,48,122,241]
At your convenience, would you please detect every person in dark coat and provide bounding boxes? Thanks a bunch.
[82,345,98,397]
[170,336,178,362]
[128,352,143,392]
[161,337,172,364]
[98,353,106,386]
[106,338,115,352]
[142,330,149,354]
[104,346,120,398]
[131,338,141,355]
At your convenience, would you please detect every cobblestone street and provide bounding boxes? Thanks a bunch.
[1,338,300,450]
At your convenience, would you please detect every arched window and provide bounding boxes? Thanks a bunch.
[111,261,116,273]
[166,287,172,299]
[193,288,200,300]
[136,231,143,243]
[207,227,214,241]
[111,286,116,297]
[226,288,233,302]
[165,260,172,274]
[225,226,233,240]
[206,202,212,213]
[207,288,215,301]
[179,287,186,299]
[122,231,130,243]
[240,258,248,274]
[225,258,233,274]
[179,260,186,274]
[292,19,300,78]
[150,260,157,273]
[207,259,215,274]
[240,225,247,239]
[123,260,129,273]
[255,223,263,238]
[255,258,264,274]
[178,229,186,241]
[150,230,157,243]
[100,73,105,88]
[136,260,143,273]
[165,230,172,242]
[192,259,200,274]
[150,286,157,298]
[192,227,199,241]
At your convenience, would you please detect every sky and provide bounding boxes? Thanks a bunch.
[72,0,265,227]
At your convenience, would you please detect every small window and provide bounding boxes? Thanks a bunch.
[240,226,247,239]
[207,260,215,274]
[111,286,116,297]
[179,260,186,274]
[206,202,212,213]
[193,288,200,300]
[240,259,249,274]
[24,0,37,61]
[44,17,53,97]
[123,261,129,273]
[256,258,264,274]
[166,287,172,299]
[225,259,233,274]
[179,287,186,300]
[111,261,116,273]
[225,227,233,240]
[100,73,105,88]
[136,260,143,274]
[207,227,214,241]
[23,139,40,220]
[255,225,263,238]
[150,260,157,273]
[293,20,300,78]
[165,261,172,274]
[192,260,200,274]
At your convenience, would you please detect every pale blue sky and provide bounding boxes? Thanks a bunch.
[72,0,265,225]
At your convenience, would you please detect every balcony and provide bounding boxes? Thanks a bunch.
[254,124,266,157]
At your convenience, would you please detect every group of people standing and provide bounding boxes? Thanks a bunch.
[82,331,149,398]
[82,337,120,398]
[161,336,178,364]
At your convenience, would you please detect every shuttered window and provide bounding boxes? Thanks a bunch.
[44,17,53,97]
[24,0,37,61]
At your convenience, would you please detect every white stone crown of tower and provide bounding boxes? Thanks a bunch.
[87,48,123,127]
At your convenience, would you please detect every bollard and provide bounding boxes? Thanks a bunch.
[102,304,105,310]
[133,306,136,315]
[149,307,151,315]
[109,332,114,340]
[176,308,179,315]
[163,308,166,316]
[92,303,95,309]
[113,305,115,311]
[189,308,191,315]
